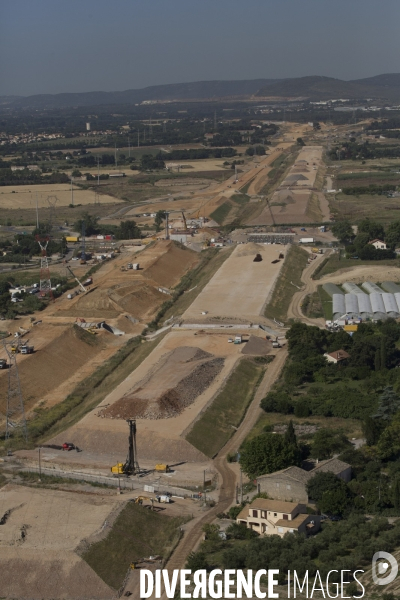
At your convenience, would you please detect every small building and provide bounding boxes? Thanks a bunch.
[236,498,319,537]
[324,349,350,364]
[369,239,387,250]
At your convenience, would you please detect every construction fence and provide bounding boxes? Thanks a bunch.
[19,466,218,500]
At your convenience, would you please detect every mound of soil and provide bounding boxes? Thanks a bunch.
[99,346,224,420]
[241,335,272,356]
[145,241,199,288]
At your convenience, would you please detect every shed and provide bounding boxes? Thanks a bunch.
[342,282,364,295]
[332,294,346,320]
[370,293,387,320]
[382,293,400,318]
[345,294,360,317]
[357,293,373,319]
[382,281,400,294]
[362,281,383,294]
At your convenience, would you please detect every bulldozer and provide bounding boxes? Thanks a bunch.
[111,419,140,476]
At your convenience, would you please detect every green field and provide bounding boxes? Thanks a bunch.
[83,502,185,590]
[186,359,264,458]
[209,201,233,224]
[264,245,309,322]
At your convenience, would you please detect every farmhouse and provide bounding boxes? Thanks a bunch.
[369,239,387,250]
[324,349,350,364]
[236,498,320,537]
[256,458,351,503]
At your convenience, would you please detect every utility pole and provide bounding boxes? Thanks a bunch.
[35,193,39,230]
[70,177,74,206]
[97,157,100,186]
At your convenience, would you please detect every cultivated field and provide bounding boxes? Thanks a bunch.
[0,184,118,209]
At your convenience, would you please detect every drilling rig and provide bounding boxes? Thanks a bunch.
[111,419,140,476]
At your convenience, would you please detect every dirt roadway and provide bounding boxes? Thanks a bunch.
[287,251,331,326]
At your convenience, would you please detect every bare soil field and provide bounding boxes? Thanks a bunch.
[0,483,119,599]
[248,146,324,226]
[47,329,243,464]
[0,324,116,417]
[0,183,118,209]
[52,240,199,322]
[182,242,287,323]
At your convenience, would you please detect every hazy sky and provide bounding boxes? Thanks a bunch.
[1,0,399,96]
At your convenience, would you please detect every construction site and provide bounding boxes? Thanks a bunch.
[0,120,340,598]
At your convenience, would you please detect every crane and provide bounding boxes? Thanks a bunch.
[181,211,188,231]
[66,266,87,293]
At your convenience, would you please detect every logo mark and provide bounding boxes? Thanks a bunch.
[372,551,398,585]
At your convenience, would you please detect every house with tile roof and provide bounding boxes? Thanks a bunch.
[236,498,320,537]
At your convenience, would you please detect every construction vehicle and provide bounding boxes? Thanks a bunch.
[234,335,242,345]
[66,266,87,294]
[134,496,154,507]
[155,463,170,473]
[155,495,171,503]
[20,345,34,354]
[111,419,140,476]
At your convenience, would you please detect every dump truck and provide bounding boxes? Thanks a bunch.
[155,464,170,473]
[20,345,34,354]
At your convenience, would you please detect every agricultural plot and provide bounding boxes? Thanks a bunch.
[0,183,118,208]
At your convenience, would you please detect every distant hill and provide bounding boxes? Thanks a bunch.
[2,74,400,109]
[0,79,280,109]
[256,73,400,101]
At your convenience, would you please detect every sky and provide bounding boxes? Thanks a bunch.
[1,0,399,97]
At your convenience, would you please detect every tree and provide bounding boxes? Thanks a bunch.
[74,212,99,236]
[117,220,141,240]
[186,551,209,571]
[310,429,351,460]
[284,420,297,447]
[331,220,354,244]
[306,472,353,516]
[358,218,385,241]
[377,414,400,460]
[245,147,255,156]
[296,137,306,146]
[240,432,300,478]
[362,416,383,446]
[393,478,400,511]
[154,210,166,232]
[373,386,400,421]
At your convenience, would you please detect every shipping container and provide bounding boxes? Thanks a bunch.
[66,236,80,243]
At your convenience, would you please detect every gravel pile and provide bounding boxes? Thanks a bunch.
[99,356,224,420]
